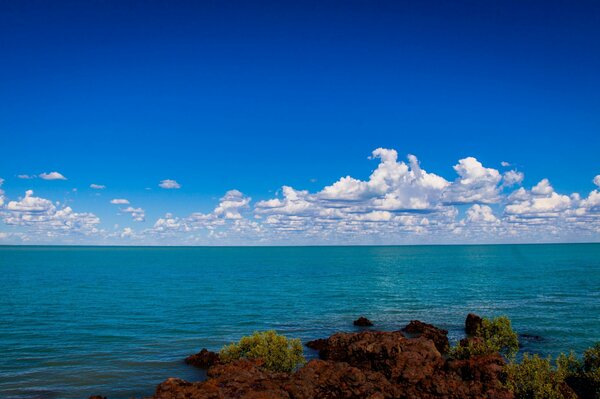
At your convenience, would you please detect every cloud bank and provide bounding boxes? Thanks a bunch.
[1,148,599,244]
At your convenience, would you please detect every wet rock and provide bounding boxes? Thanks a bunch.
[184,348,220,369]
[466,313,483,336]
[89,396,106,399]
[519,333,543,342]
[402,320,450,354]
[353,316,374,327]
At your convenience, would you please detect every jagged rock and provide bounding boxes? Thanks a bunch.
[184,348,220,369]
[141,318,515,398]
[305,338,328,352]
[402,320,450,354]
[353,316,374,327]
[466,313,483,336]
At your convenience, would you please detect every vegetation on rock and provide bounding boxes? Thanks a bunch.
[451,315,519,359]
[219,330,305,372]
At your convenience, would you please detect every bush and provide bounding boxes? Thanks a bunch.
[504,353,576,399]
[219,330,305,372]
[557,343,600,398]
[450,316,519,359]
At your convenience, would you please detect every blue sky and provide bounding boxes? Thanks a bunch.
[1,0,599,244]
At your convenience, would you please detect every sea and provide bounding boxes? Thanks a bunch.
[1,244,599,398]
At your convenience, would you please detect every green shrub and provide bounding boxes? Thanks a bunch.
[219,330,305,372]
[557,343,600,398]
[450,316,519,359]
[504,353,576,399]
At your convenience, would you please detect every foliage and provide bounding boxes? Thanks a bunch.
[450,316,519,359]
[504,353,576,399]
[557,343,600,398]
[219,330,305,372]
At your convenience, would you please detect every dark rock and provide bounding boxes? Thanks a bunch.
[519,333,543,342]
[147,321,514,399]
[402,320,450,354]
[305,338,328,352]
[89,396,106,399]
[184,348,220,369]
[466,313,483,336]
[353,316,374,327]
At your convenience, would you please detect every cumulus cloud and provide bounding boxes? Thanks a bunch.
[110,199,130,205]
[0,178,4,207]
[121,206,145,222]
[502,170,524,187]
[39,171,67,180]
[2,190,100,236]
[2,148,599,244]
[18,174,35,179]
[442,157,502,204]
[465,204,499,223]
[159,179,181,189]
[90,184,106,189]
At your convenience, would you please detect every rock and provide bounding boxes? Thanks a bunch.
[184,348,220,369]
[402,320,450,354]
[353,316,374,327]
[466,313,483,336]
[89,396,106,399]
[146,320,514,399]
[305,338,328,352]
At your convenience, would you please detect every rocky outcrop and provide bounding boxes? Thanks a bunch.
[353,316,374,327]
[402,320,450,354]
[184,348,220,369]
[149,323,513,399]
[305,338,328,352]
[465,313,483,336]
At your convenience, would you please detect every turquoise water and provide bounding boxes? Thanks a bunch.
[1,244,599,398]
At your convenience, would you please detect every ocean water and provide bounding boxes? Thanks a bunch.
[1,244,599,398]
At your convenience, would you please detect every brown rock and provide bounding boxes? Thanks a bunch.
[466,313,483,336]
[402,320,450,354]
[184,348,220,369]
[147,321,514,399]
[305,338,328,352]
[353,316,374,327]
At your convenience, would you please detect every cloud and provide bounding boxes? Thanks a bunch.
[18,174,35,179]
[442,157,502,204]
[0,178,4,207]
[121,206,145,222]
[110,199,130,205]
[2,190,100,236]
[502,170,524,187]
[501,161,511,167]
[39,171,67,180]
[2,148,599,244]
[159,179,181,189]
[90,184,106,189]
[465,204,499,223]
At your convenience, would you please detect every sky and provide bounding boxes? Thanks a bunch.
[0,0,599,245]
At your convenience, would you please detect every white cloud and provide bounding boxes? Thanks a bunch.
[39,171,67,180]
[121,206,145,222]
[2,190,100,236]
[0,178,4,207]
[442,157,502,204]
[18,174,35,179]
[110,199,130,205]
[465,204,499,223]
[159,179,181,189]
[502,170,524,186]
[501,161,511,167]
[594,175,600,188]
[2,149,599,244]
[90,184,106,189]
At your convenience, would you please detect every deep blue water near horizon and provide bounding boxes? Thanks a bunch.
[1,244,599,399]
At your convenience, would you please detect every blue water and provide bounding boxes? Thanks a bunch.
[1,244,599,398]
